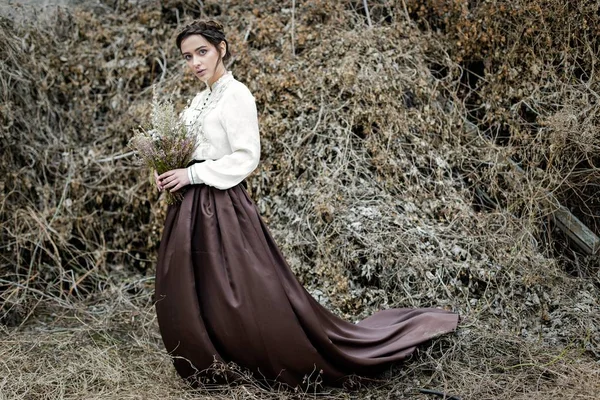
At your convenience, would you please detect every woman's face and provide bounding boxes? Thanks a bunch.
[180,34,226,86]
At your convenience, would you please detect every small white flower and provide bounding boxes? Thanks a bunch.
[148,129,161,141]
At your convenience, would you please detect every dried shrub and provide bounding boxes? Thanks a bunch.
[1,1,599,399]
[406,0,600,249]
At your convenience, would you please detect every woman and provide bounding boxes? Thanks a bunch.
[154,20,458,388]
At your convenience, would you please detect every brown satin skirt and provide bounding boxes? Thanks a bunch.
[154,183,459,388]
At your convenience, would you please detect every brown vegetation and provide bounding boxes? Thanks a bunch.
[1,0,598,399]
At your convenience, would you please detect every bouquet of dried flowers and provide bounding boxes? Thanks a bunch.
[129,91,197,204]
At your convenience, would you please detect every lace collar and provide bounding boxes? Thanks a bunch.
[207,70,234,92]
[184,70,234,150]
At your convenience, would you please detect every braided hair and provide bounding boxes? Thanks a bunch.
[176,20,231,64]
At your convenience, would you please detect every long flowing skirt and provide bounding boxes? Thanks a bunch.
[155,183,458,387]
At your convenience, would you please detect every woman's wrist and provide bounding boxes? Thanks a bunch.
[187,166,195,185]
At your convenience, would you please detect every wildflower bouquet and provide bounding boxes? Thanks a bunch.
[129,92,197,204]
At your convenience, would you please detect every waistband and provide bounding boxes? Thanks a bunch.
[186,159,209,168]
[185,159,248,189]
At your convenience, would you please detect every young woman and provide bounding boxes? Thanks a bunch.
[154,20,459,388]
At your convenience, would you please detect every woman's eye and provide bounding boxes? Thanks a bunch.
[184,55,191,61]
[199,50,207,55]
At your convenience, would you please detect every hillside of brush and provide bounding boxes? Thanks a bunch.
[1,1,599,399]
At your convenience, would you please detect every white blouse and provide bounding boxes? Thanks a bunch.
[181,71,260,190]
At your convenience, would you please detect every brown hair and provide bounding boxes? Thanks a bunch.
[175,20,231,63]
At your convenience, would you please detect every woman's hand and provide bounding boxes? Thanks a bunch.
[154,170,163,191]
[158,169,190,192]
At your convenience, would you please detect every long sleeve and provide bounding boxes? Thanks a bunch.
[187,84,260,190]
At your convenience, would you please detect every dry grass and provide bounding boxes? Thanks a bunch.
[2,289,599,399]
[1,0,599,399]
